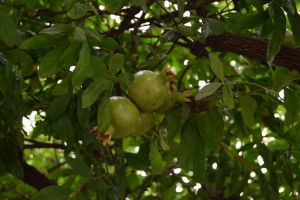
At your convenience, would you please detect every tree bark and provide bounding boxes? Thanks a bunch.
[190,32,300,71]
[21,161,56,190]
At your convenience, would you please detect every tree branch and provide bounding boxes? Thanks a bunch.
[23,143,65,149]
[20,160,56,190]
[190,32,300,71]
[24,138,65,149]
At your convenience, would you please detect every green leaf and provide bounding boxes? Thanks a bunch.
[109,53,125,75]
[21,34,58,49]
[65,156,90,178]
[86,180,110,192]
[38,49,63,78]
[97,93,110,132]
[223,82,234,109]
[30,186,71,200]
[53,115,75,143]
[240,95,257,127]
[267,4,286,66]
[82,79,112,108]
[267,139,289,151]
[178,123,205,182]
[202,19,225,38]
[208,19,225,35]
[67,3,88,19]
[88,55,111,80]
[195,82,222,100]
[288,13,300,47]
[130,0,147,7]
[177,0,184,19]
[196,112,224,153]
[99,37,119,51]
[149,143,166,174]
[48,94,71,120]
[6,49,34,76]
[52,77,71,96]
[0,11,17,47]
[40,24,74,35]
[102,0,123,13]
[238,10,269,29]
[72,27,87,42]
[72,41,90,89]
[209,52,224,81]
[0,138,23,177]
[117,72,134,91]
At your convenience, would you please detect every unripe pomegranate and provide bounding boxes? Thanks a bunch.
[108,96,140,138]
[128,70,167,112]
[133,112,154,136]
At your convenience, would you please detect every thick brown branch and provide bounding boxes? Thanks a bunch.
[21,161,56,190]
[23,143,65,149]
[191,33,300,71]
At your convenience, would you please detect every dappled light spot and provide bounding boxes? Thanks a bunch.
[173,168,182,174]
[176,183,183,193]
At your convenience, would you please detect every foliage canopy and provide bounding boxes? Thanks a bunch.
[1,0,300,199]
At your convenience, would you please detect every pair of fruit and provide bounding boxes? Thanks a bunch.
[98,69,192,144]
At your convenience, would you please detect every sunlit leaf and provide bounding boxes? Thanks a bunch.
[195,82,222,100]
[149,143,166,174]
[109,53,125,76]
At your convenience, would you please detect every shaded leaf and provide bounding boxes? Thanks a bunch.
[130,0,147,7]
[267,139,289,151]
[65,156,90,178]
[30,186,71,200]
[48,94,70,120]
[240,95,257,127]
[99,37,119,51]
[40,24,74,35]
[238,10,269,29]
[177,0,184,19]
[102,0,123,13]
[72,41,90,89]
[178,123,205,181]
[223,82,234,108]
[109,53,125,75]
[0,11,17,47]
[196,111,224,152]
[53,115,75,143]
[21,34,58,49]
[52,77,71,96]
[209,52,224,81]
[97,93,111,132]
[67,3,88,19]
[288,13,300,47]
[267,4,286,65]
[82,79,112,108]
[38,48,63,78]
[88,55,111,80]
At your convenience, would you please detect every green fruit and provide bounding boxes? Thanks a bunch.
[128,70,167,112]
[134,112,154,136]
[155,89,177,113]
[109,96,140,138]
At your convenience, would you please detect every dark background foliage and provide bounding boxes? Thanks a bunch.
[1,0,300,199]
